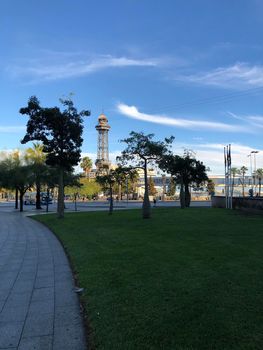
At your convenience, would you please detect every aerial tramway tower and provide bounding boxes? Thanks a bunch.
[95,113,111,173]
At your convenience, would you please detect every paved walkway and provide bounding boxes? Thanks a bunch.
[0,212,86,350]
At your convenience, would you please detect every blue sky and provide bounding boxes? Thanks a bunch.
[1,0,263,173]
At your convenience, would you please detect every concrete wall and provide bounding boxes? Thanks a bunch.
[212,196,263,211]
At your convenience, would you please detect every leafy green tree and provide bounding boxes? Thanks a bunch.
[64,174,83,211]
[80,156,93,179]
[118,132,174,219]
[167,177,176,197]
[207,179,215,196]
[129,168,139,199]
[148,176,157,196]
[96,171,116,215]
[113,166,138,200]
[113,166,127,200]
[0,151,34,212]
[159,154,208,208]
[20,96,90,218]
[78,178,102,199]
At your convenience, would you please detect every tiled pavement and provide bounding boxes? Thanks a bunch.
[0,212,86,350]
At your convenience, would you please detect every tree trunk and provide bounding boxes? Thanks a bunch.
[109,184,113,215]
[19,189,24,212]
[57,167,64,218]
[36,182,42,209]
[15,188,18,209]
[142,161,151,219]
[259,178,261,197]
[118,183,122,201]
[46,188,50,213]
[185,184,191,207]
[179,181,185,209]
[74,193,77,211]
[242,175,245,197]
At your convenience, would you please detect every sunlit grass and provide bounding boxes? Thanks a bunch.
[35,208,263,350]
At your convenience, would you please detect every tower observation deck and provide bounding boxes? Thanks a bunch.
[95,113,111,171]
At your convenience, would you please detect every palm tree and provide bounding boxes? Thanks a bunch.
[240,166,248,197]
[80,156,93,179]
[231,167,240,197]
[0,151,34,212]
[25,143,46,209]
[129,169,139,199]
[113,166,127,200]
[256,168,263,196]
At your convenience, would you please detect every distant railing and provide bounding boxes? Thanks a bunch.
[212,196,263,211]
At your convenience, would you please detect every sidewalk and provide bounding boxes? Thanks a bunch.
[0,212,86,350]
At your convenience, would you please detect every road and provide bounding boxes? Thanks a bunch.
[0,199,211,214]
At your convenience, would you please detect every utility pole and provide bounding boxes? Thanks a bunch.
[247,153,252,186]
[224,144,232,209]
[252,151,259,193]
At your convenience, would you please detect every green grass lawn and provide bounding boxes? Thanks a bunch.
[35,208,263,350]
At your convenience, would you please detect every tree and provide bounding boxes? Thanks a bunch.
[167,177,176,197]
[77,178,102,199]
[148,176,157,196]
[113,166,138,200]
[113,166,127,200]
[231,167,240,197]
[240,166,248,197]
[64,173,82,211]
[0,151,34,212]
[80,156,93,179]
[207,179,215,196]
[159,153,208,208]
[96,170,116,215]
[25,143,47,209]
[256,168,263,196]
[129,168,139,199]
[118,132,174,219]
[20,96,90,218]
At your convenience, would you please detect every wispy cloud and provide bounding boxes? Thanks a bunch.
[8,54,160,81]
[171,141,262,174]
[0,126,26,133]
[175,63,263,89]
[228,112,263,129]
[117,103,247,132]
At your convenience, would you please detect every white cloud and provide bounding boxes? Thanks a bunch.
[117,103,247,132]
[227,112,263,129]
[0,126,26,133]
[8,55,159,81]
[176,63,263,89]
[171,142,262,175]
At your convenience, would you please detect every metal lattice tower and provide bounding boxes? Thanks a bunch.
[95,113,111,172]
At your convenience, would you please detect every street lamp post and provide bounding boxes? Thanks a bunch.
[248,151,259,194]
[252,151,259,174]
[247,153,252,183]
[252,151,259,193]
